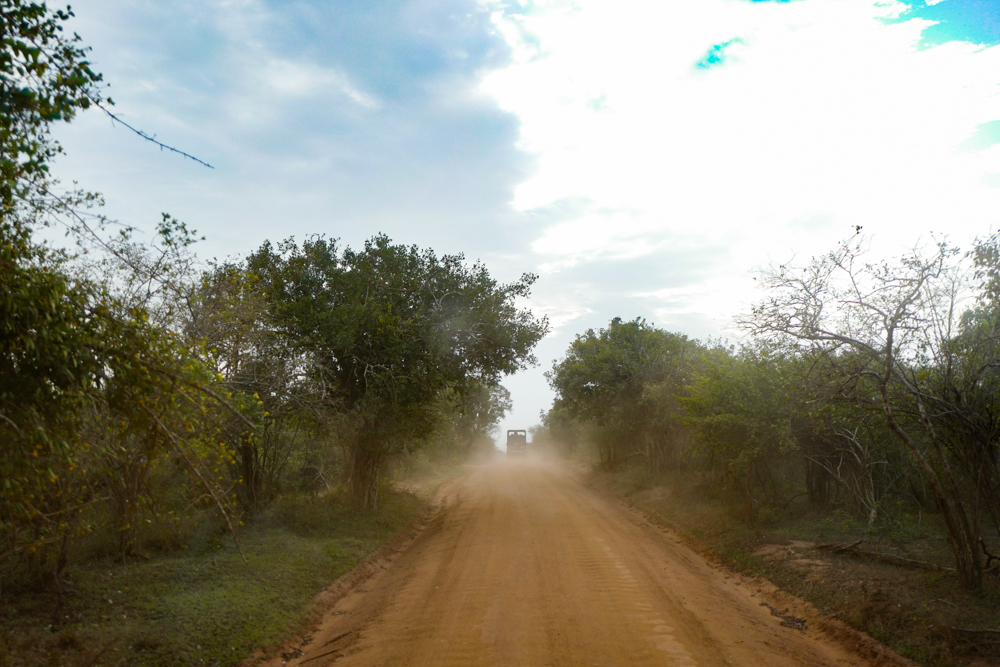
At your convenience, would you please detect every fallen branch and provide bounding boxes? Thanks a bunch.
[815,540,954,572]
[951,627,1000,636]
[816,538,864,552]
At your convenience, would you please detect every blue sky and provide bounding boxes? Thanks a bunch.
[55,0,1000,438]
[891,0,1000,47]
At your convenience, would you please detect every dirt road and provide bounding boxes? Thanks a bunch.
[275,458,900,667]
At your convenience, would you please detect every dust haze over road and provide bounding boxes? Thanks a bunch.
[271,457,901,667]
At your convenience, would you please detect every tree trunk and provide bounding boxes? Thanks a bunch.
[805,458,834,506]
[347,442,384,511]
[744,463,757,523]
[238,439,261,516]
[883,394,983,589]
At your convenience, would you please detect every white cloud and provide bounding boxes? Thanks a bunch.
[524,295,593,333]
[532,211,656,262]
[208,1,382,128]
[480,0,1000,334]
[262,58,381,107]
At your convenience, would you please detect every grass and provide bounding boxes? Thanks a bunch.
[588,463,1000,667]
[0,487,425,667]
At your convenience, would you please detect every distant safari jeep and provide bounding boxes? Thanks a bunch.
[506,429,527,456]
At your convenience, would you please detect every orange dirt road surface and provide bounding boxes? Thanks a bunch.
[270,458,908,667]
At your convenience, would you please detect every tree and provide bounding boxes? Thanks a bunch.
[747,236,986,588]
[246,234,548,509]
[546,318,697,469]
[1,1,104,217]
[184,261,342,514]
[1,4,241,582]
[450,381,512,456]
[933,233,1000,539]
[0,216,250,566]
[1,2,125,569]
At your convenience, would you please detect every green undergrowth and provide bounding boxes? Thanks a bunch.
[588,463,1000,667]
[0,487,425,667]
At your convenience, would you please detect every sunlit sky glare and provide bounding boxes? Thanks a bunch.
[53,0,1000,443]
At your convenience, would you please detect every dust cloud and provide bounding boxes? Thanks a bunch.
[263,460,900,667]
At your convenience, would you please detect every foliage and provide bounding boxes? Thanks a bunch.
[0,2,242,589]
[681,343,798,520]
[546,317,698,469]
[544,235,1000,584]
[244,234,548,508]
[446,381,512,457]
[0,217,243,572]
[746,235,991,589]
[1,1,105,215]
[530,401,587,458]
[184,261,332,515]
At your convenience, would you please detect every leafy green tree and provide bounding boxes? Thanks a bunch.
[0,223,241,566]
[246,234,548,509]
[185,261,340,514]
[546,317,697,469]
[532,400,587,458]
[1,1,122,569]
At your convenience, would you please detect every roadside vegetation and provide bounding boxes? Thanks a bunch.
[1,4,543,665]
[535,237,1000,666]
[0,488,422,667]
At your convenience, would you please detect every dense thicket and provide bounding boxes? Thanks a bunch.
[541,237,1000,590]
[233,235,546,508]
[0,3,545,601]
[1,7,247,605]
[545,318,698,470]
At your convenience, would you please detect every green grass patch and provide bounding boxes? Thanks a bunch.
[0,488,424,667]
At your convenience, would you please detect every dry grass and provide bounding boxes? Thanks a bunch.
[588,464,1000,667]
